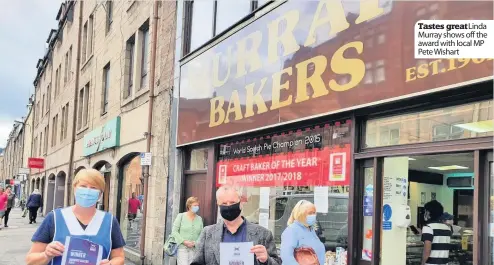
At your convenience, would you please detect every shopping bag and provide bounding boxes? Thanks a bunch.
[22,208,28,218]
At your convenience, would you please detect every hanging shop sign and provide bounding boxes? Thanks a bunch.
[83,116,121,156]
[28,157,45,169]
[177,0,493,145]
[217,121,351,187]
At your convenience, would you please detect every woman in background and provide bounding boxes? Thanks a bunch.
[281,200,325,265]
[171,196,203,265]
[4,186,15,227]
[26,189,43,224]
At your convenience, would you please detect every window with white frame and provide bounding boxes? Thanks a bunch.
[102,63,110,114]
[125,36,136,99]
[140,22,150,90]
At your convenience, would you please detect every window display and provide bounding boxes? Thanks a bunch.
[217,120,351,263]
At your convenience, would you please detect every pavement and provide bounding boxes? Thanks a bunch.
[0,208,137,265]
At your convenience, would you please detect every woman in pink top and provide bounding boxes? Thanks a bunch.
[0,186,8,229]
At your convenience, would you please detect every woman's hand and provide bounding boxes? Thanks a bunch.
[100,259,112,265]
[183,240,195,248]
[44,241,65,258]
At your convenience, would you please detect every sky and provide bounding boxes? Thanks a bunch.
[0,0,59,148]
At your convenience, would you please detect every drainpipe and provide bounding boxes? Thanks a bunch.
[29,94,36,197]
[139,1,159,264]
[66,0,83,206]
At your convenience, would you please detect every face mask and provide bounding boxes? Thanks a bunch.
[306,214,317,226]
[75,187,101,208]
[191,205,200,213]
[219,202,242,221]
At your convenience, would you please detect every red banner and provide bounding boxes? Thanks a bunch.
[28,157,45,169]
[217,145,351,187]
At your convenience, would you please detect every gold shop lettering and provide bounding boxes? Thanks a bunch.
[209,0,384,127]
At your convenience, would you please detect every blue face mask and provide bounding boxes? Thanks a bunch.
[75,187,101,208]
[306,214,317,226]
[191,205,200,213]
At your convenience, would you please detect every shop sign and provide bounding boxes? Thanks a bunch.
[28,158,45,169]
[177,0,493,146]
[83,117,121,156]
[382,204,392,230]
[216,122,351,187]
[18,167,30,174]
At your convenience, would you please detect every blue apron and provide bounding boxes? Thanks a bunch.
[51,207,112,265]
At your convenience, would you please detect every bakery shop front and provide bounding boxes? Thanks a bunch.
[173,1,493,265]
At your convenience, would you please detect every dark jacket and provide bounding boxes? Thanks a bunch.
[27,194,43,208]
[6,194,15,208]
[191,220,282,265]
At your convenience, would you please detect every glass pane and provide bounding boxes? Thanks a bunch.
[215,0,251,34]
[365,100,494,148]
[189,148,208,170]
[190,0,214,51]
[362,167,374,261]
[217,121,352,264]
[381,153,474,265]
[121,156,144,251]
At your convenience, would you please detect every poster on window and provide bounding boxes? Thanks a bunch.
[216,122,352,187]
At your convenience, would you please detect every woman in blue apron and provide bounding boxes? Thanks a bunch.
[25,169,126,265]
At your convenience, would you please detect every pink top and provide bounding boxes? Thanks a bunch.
[0,193,7,211]
[128,198,141,214]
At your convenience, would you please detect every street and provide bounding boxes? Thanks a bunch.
[0,208,42,264]
[0,208,136,265]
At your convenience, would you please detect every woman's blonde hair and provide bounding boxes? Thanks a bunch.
[287,200,315,225]
[186,196,200,210]
[73,169,105,192]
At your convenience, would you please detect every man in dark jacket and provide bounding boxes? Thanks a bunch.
[26,189,43,224]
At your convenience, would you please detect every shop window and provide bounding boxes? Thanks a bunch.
[381,153,474,265]
[361,167,374,261]
[365,100,494,148]
[217,121,352,262]
[120,156,144,251]
[187,148,208,170]
[488,157,494,265]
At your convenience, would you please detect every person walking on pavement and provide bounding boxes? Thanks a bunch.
[0,186,7,229]
[4,186,15,227]
[172,196,204,265]
[26,189,43,224]
[25,169,126,265]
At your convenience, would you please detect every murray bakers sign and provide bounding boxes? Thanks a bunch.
[217,121,351,187]
[178,0,493,145]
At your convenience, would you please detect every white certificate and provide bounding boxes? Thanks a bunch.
[314,186,329,213]
[220,242,254,265]
[259,187,270,210]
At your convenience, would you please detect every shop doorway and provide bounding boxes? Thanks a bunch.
[54,171,66,209]
[46,174,56,212]
[93,161,112,211]
[486,151,493,265]
[182,173,207,219]
[381,153,474,265]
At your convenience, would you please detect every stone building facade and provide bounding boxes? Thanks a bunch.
[28,1,176,264]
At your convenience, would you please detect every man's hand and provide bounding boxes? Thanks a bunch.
[251,245,268,263]
[45,241,65,258]
[100,259,111,265]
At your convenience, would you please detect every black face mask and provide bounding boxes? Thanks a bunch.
[219,202,242,221]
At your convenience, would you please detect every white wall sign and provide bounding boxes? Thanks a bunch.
[140,152,152,166]
[18,168,30,174]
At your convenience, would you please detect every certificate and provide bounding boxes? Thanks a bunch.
[220,242,254,265]
[61,236,103,265]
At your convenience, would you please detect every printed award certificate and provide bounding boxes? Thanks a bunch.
[220,242,254,265]
[61,236,103,265]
